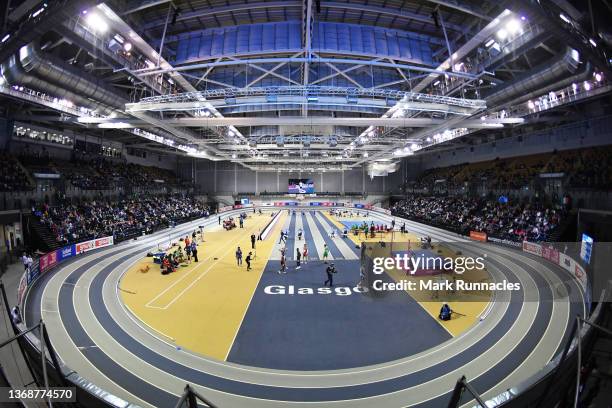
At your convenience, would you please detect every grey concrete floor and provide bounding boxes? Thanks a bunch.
[0,261,47,408]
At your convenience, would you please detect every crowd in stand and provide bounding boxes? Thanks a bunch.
[407,145,612,192]
[391,196,563,242]
[544,146,612,190]
[0,152,33,192]
[5,149,182,191]
[36,195,210,245]
[93,159,179,187]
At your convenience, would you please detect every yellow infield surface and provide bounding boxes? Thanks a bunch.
[325,212,491,337]
[119,211,288,360]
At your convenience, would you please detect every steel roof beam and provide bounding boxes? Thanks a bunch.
[143,1,300,31]
[160,117,520,127]
[322,2,465,33]
[121,0,173,15]
[133,57,481,81]
[424,0,493,21]
[96,4,249,149]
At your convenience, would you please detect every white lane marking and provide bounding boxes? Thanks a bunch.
[37,209,584,406]
[304,212,332,260]
[224,214,288,361]
[95,223,516,386]
[315,212,359,260]
[149,218,268,310]
[269,212,293,261]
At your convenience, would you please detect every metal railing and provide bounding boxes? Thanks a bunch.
[0,85,100,118]
[137,86,487,109]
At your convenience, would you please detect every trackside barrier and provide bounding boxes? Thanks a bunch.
[477,291,604,408]
[17,236,114,308]
[467,241,596,408]
[15,206,257,408]
[260,211,282,240]
[521,241,589,297]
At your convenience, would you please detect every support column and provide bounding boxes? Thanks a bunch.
[320,172,323,193]
[362,166,366,193]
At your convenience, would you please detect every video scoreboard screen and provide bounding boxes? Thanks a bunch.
[288,179,315,194]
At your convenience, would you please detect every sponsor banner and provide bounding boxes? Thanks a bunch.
[469,231,487,242]
[321,202,334,207]
[354,203,375,210]
[574,263,588,292]
[76,239,96,254]
[17,274,28,305]
[56,244,76,262]
[274,201,298,206]
[39,251,58,272]
[542,245,560,264]
[309,202,321,206]
[218,205,233,212]
[26,260,40,284]
[559,253,573,272]
[558,253,588,292]
[487,236,523,248]
[94,236,114,249]
[372,206,391,215]
[522,241,542,256]
[232,204,243,209]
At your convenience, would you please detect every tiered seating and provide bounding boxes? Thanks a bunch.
[0,152,33,192]
[16,152,182,190]
[410,145,612,191]
[55,159,112,190]
[391,196,563,242]
[36,194,210,245]
[544,146,612,189]
[94,160,179,186]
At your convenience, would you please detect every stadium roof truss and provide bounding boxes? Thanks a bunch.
[1,0,609,171]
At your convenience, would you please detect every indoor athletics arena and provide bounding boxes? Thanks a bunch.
[0,0,611,407]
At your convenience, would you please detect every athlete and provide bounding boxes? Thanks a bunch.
[295,247,301,270]
[303,243,309,264]
[279,253,287,274]
[322,244,330,263]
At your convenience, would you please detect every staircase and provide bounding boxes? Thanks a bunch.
[547,211,577,242]
[14,156,36,189]
[24,214,61,252]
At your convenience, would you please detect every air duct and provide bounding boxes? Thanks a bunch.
[367,161,399,178]
[485,47,581,107]
[19,43,127,110]
[0,54,116,116]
